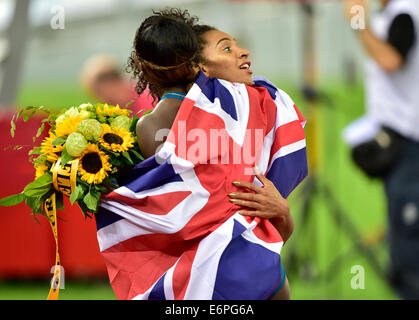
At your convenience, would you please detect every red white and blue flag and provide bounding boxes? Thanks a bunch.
[96,72,308,300]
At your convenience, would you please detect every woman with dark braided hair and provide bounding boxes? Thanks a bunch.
[126,8,201,159]
[104,8,307,300]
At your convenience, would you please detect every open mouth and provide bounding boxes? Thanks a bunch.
[239,61,253,74]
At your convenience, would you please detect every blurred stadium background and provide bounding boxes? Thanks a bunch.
[0,0,397,299]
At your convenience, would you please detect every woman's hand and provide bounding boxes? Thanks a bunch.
[228,167,294,242]
[229,168,289,219]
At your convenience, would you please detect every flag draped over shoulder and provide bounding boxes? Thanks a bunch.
[96,72,308,300]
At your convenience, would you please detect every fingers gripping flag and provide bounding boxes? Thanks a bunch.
[96,72,308,300]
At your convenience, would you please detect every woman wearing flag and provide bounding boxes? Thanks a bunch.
[131,11,295,247]
[97,8,307,300]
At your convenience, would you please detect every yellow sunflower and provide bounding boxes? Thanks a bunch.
[78,144,112,184]
[35,163,49,179]
[41,132,64,163]
[98,124,134,153]
[54,116,84,137]
[96,104,131,117]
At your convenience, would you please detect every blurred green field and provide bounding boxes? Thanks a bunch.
[0,80,398,300]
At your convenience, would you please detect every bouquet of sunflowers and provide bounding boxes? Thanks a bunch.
[0,102,145,300]
[0,103,145,218]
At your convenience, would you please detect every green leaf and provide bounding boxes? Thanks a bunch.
[17,109,24,119]
[60,146,74,166]
[94,185,109,194]
[25,196,43,216]
[23,109,36,122]
[4,145,26,151]
[0,193,26,207]
[98,115,107,123]
[77,200,90,218]
[142,110,153,117]
[36,123,45,139]
[130,149,144,161]
[10,118,16,138]
[122,151,134,165]
[52,136,67,146]
[23,173,53,198]
[129,114,139,133]
[100,178,119,191]
[109,157,124,167]
[27,172,52,188]
[70,185,84,205]
[25,196,37,210]
[28,147,42,156]
[24,186,51,198]
[83,190,100,212]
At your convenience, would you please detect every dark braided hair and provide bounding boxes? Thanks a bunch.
[127,8,206,102]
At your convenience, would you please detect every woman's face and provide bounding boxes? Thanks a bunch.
[198,30,254,85]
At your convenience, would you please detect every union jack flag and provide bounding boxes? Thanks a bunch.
[96,72,308,300]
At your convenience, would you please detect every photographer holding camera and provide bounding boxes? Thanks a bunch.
[345,0,419,299]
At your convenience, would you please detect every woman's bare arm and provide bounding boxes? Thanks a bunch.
[136,99,182,158]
